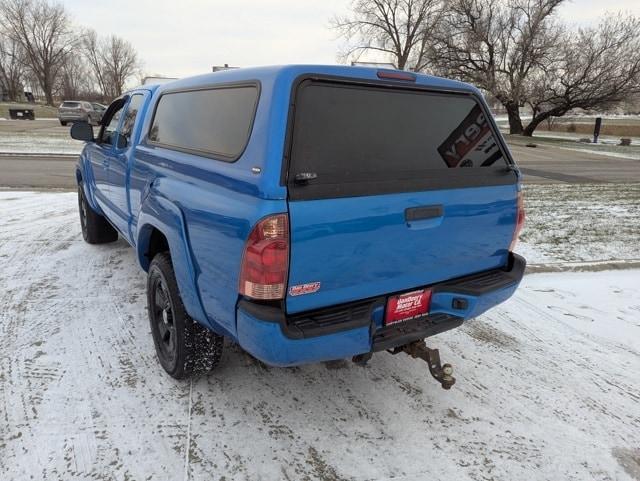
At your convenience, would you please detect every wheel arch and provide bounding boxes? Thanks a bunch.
[76,155,102,214]
[137,224,170,272]
[77,169,100,214]
[136,195,211,330]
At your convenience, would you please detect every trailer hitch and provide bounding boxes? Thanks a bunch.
[391,340,455,390]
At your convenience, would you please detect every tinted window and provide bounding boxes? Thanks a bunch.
[61,101,80,108]
[290,82,508,183]
[119,94,144,148]
[101,105,124,146]
[148,86,259,160]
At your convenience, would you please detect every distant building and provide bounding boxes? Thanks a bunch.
[212,64,238,72]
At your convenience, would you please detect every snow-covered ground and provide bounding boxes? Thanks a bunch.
[1,192,639,481]
[520,183,640,265]
[0,119,81,155]
[0,132,81,155]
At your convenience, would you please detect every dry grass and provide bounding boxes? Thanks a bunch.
[0,102,58,120]
[540,121,640,138]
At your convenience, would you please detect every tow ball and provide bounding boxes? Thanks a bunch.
[392,340,456,390]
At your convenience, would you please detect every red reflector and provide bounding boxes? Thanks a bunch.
[376,70,417,82]
[510,191,525,251]
[239,214,289,300]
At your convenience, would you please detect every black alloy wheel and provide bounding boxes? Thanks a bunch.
[147,252,224,379]
[150,274,178,365]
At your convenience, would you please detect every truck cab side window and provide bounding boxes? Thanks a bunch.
[119,94,144,148]
[101,109,122,146]
[98,98,127,146]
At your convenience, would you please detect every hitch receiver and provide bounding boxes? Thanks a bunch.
[392,340,456,390]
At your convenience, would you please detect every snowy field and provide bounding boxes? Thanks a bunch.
[520,183,640,265]
[1,192,639,481]
[0,119,81,155]
[0,131,81,155]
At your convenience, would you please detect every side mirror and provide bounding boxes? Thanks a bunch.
[70,121,94,142]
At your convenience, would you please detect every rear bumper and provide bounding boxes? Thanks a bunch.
[58,113,87,121]
[237,253,526,367]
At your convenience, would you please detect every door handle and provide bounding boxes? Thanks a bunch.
[405,205,443,222]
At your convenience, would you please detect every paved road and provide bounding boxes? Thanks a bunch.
[0,153,78,189]
[1,142,639,189]
[509,143,640,184]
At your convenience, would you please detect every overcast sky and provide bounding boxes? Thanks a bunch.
[62,0,640,79]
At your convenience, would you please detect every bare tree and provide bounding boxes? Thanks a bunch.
[0,0,77,105]
[431,1,640,136]
[431,0,564,134]
[57,53,91,100]
[0,32,25,101]
[81,29,140,100]
[81,28,108,100]
[101,34,139,98]
[332,0,444,71]
[520,14,640,135]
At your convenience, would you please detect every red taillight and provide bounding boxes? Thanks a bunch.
[239,213,289,300]
[510,191,525,251]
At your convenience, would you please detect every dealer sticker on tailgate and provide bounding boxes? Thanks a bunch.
[385,289,432,325]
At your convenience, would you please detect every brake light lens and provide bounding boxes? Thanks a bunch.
[510,191,525,251]
[377,70,417,82]
[239,214,289,300]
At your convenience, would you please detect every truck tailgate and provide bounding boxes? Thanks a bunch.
[283,78,518,314]
[286,185,517,313]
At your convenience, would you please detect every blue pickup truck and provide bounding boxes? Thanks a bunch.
[71,65,525,389]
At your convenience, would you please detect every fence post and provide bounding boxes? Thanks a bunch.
[593,117,602,143]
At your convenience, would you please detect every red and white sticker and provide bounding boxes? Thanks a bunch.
[385,289,431,325]
[288,282,321,296]
[437,104,501,168]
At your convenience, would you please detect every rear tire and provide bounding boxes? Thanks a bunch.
[77,184,118,244]
[147,252,224,379]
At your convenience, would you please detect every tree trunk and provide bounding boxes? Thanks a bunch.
[522,121,540,137]
[43,79,54,106]
[3,80,21,101]
[505,102,523,135]
[523,110,558,136]
[8,85,20,101]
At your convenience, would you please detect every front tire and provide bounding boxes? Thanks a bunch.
[77,184,118,244]
[147,252,224,379]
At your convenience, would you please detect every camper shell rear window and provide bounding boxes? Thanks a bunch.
[286,78,515,200]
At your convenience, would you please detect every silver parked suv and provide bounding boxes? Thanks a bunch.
[58,101,102,126]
